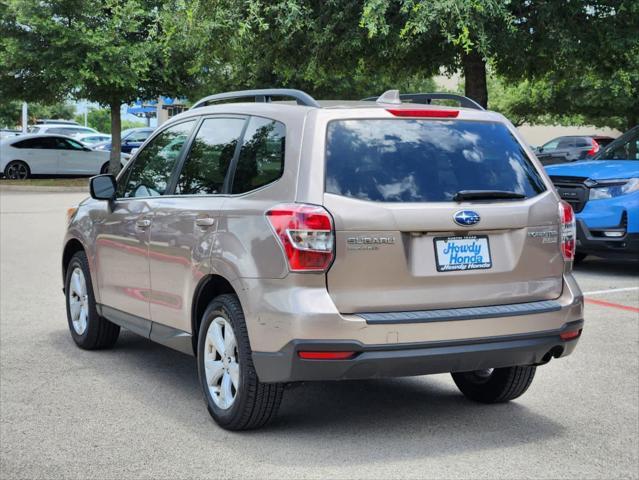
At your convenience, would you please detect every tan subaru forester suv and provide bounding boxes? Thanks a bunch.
[62,89,584,430]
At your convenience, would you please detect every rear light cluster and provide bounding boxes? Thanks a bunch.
[265,203,334,272]
[559,201,576,261]
[586,139,600,157]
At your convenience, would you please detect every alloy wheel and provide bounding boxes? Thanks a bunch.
[204,316,240,409]
[6,162,28,179]
[68,267,89,335]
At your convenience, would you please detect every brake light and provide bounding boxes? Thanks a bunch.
[386,109,459,118]
[298,351,356,360]
[265,203,334,271]
[586,139,600,156]
[559,201,576,261]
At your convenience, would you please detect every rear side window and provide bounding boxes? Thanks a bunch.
[325,120,546,202]
[175,118,245,195]
[575,138,591,147]
[231,117,285,194]
[13,138,46,149]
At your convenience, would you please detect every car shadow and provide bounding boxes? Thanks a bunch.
[49,328,565,466]
[574,257,639,276]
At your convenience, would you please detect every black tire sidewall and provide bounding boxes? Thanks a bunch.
[197,296,252,427]
[65,252,101,348]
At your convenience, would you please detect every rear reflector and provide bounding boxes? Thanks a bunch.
[386,109,459,118]
[298,351,356,360]
[560,329,582,341]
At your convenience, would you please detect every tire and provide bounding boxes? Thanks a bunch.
[452,366,536,403]
[4,160,30,179]
[65,251,120,349]
[197,294,283,430]
[574,252,587,264]
[100,162,110,174]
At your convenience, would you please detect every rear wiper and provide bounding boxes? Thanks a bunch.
[453,190,526,202]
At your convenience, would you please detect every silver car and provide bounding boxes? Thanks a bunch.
[62,89,584,430]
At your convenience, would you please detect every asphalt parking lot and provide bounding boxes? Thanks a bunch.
[1,190,637,480]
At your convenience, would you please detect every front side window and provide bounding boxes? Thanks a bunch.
[231,117,285,194]
[175,117,245,195]
[325,119,546,203]
[118,120,196,198]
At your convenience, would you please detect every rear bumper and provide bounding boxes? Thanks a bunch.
[244,274,584,383]
[253,320,583,382]
[576,219,639,259]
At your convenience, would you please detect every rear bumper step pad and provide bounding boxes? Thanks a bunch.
[358,300,562,324]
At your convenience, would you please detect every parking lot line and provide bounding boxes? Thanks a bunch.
[585,297,639,313]
[583,286,639,296]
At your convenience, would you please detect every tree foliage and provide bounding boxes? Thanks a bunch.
[0,101,76,128]
[0,0,202,172]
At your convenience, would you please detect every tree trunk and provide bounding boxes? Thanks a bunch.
[628,115,637,130]
[109,100,121,175]
[462,50,488,109]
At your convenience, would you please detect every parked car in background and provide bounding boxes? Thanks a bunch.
[0,129,21,139]
[93,127,154,153]
[1,134,129,179]
[76,133,111,145]
[35,119,79,125]
[535,135,615,165]
[28,124,99,137]
[546,126,638,261]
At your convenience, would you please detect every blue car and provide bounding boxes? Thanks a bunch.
[546,126,639,261]
[93,127,154,154]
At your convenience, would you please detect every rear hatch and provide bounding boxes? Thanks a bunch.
[323,117,564,313]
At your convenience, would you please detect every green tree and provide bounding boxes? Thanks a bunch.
[0,101,76,129]
[73,108,146,134]
[1,0,202,173]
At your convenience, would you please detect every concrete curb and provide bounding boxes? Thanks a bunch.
[0,185,88,193]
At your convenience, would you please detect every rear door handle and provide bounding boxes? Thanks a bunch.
[136,219,151,229]
[195,217,216,228]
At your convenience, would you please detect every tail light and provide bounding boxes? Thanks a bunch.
[586,139,600,156]
[265,203,334,272]
[559,201,576,261]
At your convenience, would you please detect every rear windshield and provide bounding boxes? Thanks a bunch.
[325,119,546,202]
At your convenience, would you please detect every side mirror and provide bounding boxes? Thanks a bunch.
[90,174,116,201]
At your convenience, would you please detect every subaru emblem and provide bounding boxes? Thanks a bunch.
[453,210,480,226]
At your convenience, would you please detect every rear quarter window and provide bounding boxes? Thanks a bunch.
[325,119,546,202]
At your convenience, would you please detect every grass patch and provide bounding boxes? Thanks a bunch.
[0,178,89,187]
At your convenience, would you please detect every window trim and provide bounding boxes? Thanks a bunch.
[114,117,199,200]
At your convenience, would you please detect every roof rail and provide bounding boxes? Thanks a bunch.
[191,89,321,109]
[362,91,485,110]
